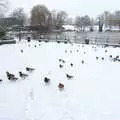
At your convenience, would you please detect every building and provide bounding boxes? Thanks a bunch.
[0,17,21,27]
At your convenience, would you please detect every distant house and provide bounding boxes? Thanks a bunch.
[0,17,21,27]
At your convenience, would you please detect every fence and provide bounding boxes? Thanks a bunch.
[16,31,120,47]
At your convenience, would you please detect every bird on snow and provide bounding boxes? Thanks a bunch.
[70,63,73,67]
[59,64,63,68]
[116,55,119,59]
[81,60,84,64]
[109,55,112,58]
[66,74,74,79]
[21,49,23,53]
[19,72,28,79]
[105,50,108,53]
[102,57,104,60]
[59,59,62,62]
[6,72,15,78]
[58,83,64,90]
[6,72,18,81]
[44,77,50,83]
[26,67,35,72]
[96,57,99,60]
[62,60,66,63]
[0,79,3,82]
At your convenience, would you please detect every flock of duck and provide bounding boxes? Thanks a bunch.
[0,40,120,91]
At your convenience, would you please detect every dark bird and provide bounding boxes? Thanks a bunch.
[105,50,107,53]
[59,59,62,62]
[109,55,112,58]
[26,67,35,72]
[96,57,99,60]
[19,72,28,79]
[6,72,18,81]
[0,79,3,82]
[57,41,60,43]
[116,56,119,59]
[21,49,23,53]
[59,64,63,68]
[44,77,50,83]
[113,56,120,62]
[81,60,84,64]
[58,83,64,90]
[102,57,104,60]
[118,59,120,62]
[9,77,18,81]
[6,72,15,78]
[66,74,74,79]
[70,63,73,67]
[34,45,37,47]
[113,58,117,62]
[64,41,68,44]
[59,59,65,63]
[62,60,66,63]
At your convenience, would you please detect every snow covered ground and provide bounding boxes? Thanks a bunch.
[0,40,120,120]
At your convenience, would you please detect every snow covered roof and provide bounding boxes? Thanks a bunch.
[63,25,76,31]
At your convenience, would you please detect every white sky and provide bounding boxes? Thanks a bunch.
[9,0,120,17]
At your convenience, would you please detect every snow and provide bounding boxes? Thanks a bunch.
[104,26,120,32]
[63,25,77,31]
[0,40,120,120]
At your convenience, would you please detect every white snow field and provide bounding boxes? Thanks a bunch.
[0,40,120,120]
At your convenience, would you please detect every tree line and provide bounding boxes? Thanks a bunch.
[1,0,120,32]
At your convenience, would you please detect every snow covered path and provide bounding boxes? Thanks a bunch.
[0,41,120,120]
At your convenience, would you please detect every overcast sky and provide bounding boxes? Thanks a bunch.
[9,0,120,17]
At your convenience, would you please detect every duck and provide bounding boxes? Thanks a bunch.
[44,77,50,83]
[66,74,74,79]
[70,63,73,67]
[26,67,35,72]
[19,72,28,79]
[59,64,63,68]
[58,83,64,90]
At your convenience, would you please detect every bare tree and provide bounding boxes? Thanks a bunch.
[10,8,27,26]
[97,14,104,32]
[66,17,73,25]
[102,11,120,31]
[113,11,120,27]
[104,11,111,27]
[75,15,92,31]
[51,10,57,28]
[56,11,68,29]
[75,16,82,31]
[0,0,9,17]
